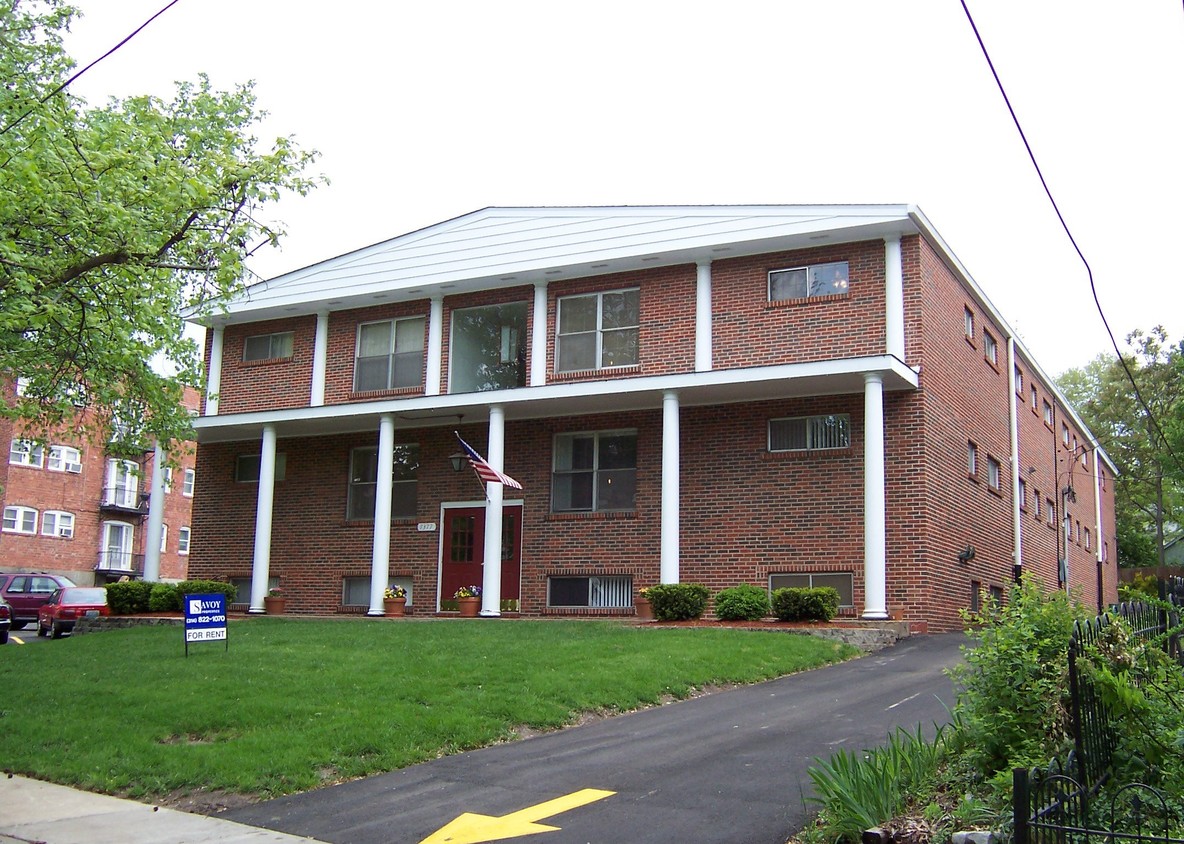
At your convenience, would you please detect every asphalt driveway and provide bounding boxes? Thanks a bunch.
[223,632,967,844]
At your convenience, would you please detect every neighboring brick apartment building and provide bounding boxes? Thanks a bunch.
[0,384,198,586]
[185,206,1117,631]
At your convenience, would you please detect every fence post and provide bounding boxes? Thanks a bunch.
[1013,767,1030,844]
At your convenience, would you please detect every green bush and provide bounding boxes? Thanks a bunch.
[175,580,238,605]
[646,583,709,621]
[105,580,153,615]
[148,583,180,613]
[772,587,839,622]
[1117,572,1159,603]
[714,584,770,621]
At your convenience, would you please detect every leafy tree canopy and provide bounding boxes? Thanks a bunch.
[1059,327,1184,567]
[0,0,321,450]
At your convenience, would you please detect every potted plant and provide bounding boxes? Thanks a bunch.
[383,585,407,617]
[454,585,481,618]
[263,586,286,615]
[634,586,654,621]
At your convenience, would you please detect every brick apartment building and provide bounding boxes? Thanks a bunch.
[0,385,198,586]
[184,206,1117,631]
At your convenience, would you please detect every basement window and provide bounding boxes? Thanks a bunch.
[769,572,854,607]
[547,575,633,608]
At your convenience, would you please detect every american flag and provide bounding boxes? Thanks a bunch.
[455,433,523,490]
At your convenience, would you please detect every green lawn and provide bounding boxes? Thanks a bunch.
[0,619,856,799]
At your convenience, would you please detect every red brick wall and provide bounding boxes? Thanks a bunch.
[326,301,431,404]
[218,317,316,414]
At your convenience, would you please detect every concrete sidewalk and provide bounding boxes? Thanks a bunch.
[0,775,327,844]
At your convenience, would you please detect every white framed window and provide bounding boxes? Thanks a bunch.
[178,526,191,555]
[162,466,173,492]
[243,331,294,362]
[1046,499,1055,526]
[1015,366,1024,394]
[556,289,640,372]
[983,331,997,365]
[963,307,975,339]
[1062,423,1070,447]
[769,572,854,608]
[235,453,287,483]
[3,505,37,534]
[987,456,1002,490]
[42,510,75,538]
[547,575,632,608]
[159,523,168,553]
[182,468,196,497]
[1018,478,1027,511]
[9,439,44,468]
[347,444,419,521]
[769,415,851,453]
[769,261,849,302]
[1034,491,1042,519]
[967,441,978,477]
[552,430,637,513]
[1042,400,1053,426]
[354,317,425,392]
[1030,386,1038,411]
[105,459,141,508]
[1084,527,1092,552]
[100,521,135,570]
[47,445,82,473]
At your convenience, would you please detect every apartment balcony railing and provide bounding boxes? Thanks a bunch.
[99,488,148,517]
[94,552,145,577]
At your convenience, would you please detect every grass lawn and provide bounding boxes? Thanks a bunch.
[0,619,857,800]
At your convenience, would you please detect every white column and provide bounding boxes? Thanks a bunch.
[1007,338,1022,580]
[862,373,888,619]
[205,326,224,416]
[248,424,278,614]
[695,260,712,372]
[368,414,396,616]
[425,296,444,396]
[142,442,166,582]
[481,406,506,617]
[310,312,329,407]
[884,237,905,361]
[530,281,548,386]
[660,391,680,584]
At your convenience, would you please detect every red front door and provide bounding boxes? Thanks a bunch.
[440,506,522,610]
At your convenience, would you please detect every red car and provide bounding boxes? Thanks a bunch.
[37,587,109,639]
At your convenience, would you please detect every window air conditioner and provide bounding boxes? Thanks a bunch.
[65,462,83,474]
[58,527,74,538]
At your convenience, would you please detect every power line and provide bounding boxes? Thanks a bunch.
[0,0,182,139]
[959,0,1184,475]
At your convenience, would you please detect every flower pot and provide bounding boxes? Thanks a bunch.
[263,596,286,615]
[383,597,407,618]
[457,596,480,618]
[634,597,653,621]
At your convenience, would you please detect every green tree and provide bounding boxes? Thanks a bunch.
[0,1,321,449]
[1059,327,1184,567]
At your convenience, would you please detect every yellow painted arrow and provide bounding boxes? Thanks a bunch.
[421,788,615,844]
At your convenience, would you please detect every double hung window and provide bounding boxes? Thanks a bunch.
[348,445,419,520]
[9,439,43,467]
[552,431,637,513]
[3,505,37,534]
[47,445,82,473]
[42,510,75,538]
[355,318,425,392]
[556,290,639,372]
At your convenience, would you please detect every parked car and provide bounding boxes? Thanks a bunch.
[0,596,10,644]
[0,572,77,630]
[37,587,109,639]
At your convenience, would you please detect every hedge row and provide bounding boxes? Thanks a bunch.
[642,583,840,623]
[104,580,237,615]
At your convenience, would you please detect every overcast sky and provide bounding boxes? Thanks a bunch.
[61,0,1183,377]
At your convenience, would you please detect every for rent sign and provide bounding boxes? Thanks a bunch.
[184,593,228,655]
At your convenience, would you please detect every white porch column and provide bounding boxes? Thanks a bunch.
[368,414,396,616]
[695,260,712,372]
[248,424,278,614]
[862,373,889,619]
[530,281,548,386]
[205,326,224,416]
[660,390,680,584]
[481,406,506,616]
[426,296,444,396]
[142,442,166,582]
[310,311,329,407]
[884,237,905,361]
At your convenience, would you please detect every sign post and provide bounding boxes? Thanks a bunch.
[184,593,228,657]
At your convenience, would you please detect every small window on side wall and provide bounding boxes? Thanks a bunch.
[235,453,287,483]
[768,261,848,302]
[243,332,294,362]
[983,331,998,365]
[963,307,975,339]
[769,415,850,453]
[547,575,633,608]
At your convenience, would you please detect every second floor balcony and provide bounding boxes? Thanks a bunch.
[100,487,148,518]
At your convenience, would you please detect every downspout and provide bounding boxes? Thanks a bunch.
[1093,448,1104,612]
[1007,339,1022,583]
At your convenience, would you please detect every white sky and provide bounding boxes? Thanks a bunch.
[61,0,1183,376]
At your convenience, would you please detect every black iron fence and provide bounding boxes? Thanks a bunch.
[1013,599,1184,844]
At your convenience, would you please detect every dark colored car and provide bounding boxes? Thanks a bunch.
[37,587,109,639]
[0,596,10,644]
[0,572,78,629]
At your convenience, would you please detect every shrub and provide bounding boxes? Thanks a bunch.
[646,583,709,621]
[175,580,237,605]
[104,580,153,615]
[1117,572,1159,603]
[714,584,770,621]
[148,583,180,613]
[772,587,839,622]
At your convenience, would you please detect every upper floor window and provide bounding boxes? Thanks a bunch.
[182,468,196,497]
[9,439,44,468]
[347,444,419,520]
[556,289,639,372]
[178,526,191,555]
[768,414,851,453]
[963,307,975,339]
[243,331,294,362]
[987,456,1002,490]
[769,261,849,303]
[2,505,37,534]
[105,459,141,508]
[1030,386,1038,411]
[552,430,637,513]
[1018,477,1027,510]
[355,317,425,392]
[983,331,997,365]
[47,445,82,473]
[451,303,528,392]
[1042,400,1053,426]
[967,441,978,477]
[1015,366,1024,394]
[42,510,75,538]
[1062,423,1070,447]
[235,453,287,483]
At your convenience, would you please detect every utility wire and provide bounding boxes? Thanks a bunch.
[959,0,1184,475]
[0,0,182,139]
